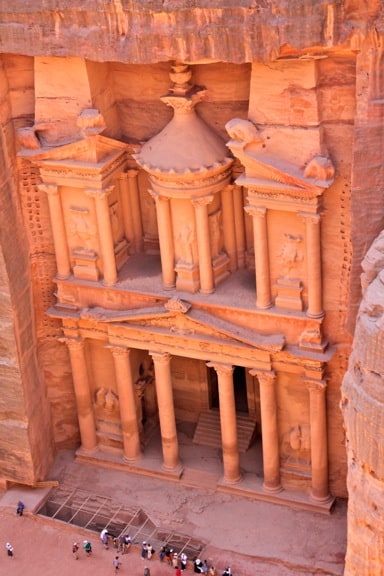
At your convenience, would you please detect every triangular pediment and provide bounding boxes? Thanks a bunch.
[80,301,285,352]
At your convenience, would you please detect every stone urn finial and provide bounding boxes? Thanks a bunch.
[169,61,193,95]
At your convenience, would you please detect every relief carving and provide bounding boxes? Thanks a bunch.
[69,207,97,250]
[278,233,303,277]
[225,118,261,145]
[177,224,194,265]
[281,424,311,469]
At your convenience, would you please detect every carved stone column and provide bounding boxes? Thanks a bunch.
[38,183,71,279]
[221,185,237,271]
[118,172,135,249]
[149,191,175,289]
[307,379,331,502]
[208,362,241,484]
[245,205,272,309]
[61,337,97,452]
[251,369,282,493]
[150,351,180,472]
[300,212,323,318]
[192,195,214,294]
[233,185,246,268]
[126,169,144,253]
[85,186,117,286]
[109,345,142,462]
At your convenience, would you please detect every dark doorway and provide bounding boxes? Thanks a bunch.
[207,365,248,413]
[234,366,248,413]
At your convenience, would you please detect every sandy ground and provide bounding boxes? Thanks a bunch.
[0,450,347,576]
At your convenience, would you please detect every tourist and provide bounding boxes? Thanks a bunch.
[72,542,79,560]
[83,539,92,556]
[165,547,173,565]
[6,542,14,558]
[146,542,154,559]
[141,541,148,559]
[16,500,25,516]
[122,534,131,554]
[113,555,121,574]
[100,528,109,549]
[172,551,179,567]
[180,551,187,571]
[208,566,217,576]
[222,567,231,576]
[144,566,151,576]
[175,565,182,576]
[159,545,166,562]
[194,558,204,573]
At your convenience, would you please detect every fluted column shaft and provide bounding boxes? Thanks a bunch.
[208,362,241,484]
[109,345,142,462]
[62,337,97,452]
[307,379,330,502]
[127,170,144,252]
[245,206,272,309]
[118,172,135,248]
[193,196,214,294]
[233,186,246,268]
[150,351,180,471]
[221,185,237,271]
[150,191,175,289]
[300,212,323,318]
[39,183,70,279]
[86,186,117,286]
[251,369,282,492]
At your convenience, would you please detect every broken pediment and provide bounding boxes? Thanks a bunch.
[226,118,335,197]
[79,299,285,352]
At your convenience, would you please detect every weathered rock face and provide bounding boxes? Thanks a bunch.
[0,59,55,483]
[341,233,384,575]
[0,1,382,64]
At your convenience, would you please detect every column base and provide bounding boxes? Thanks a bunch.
[256,300,273,310]
[123,452,143,465]
[263,482,283,494]
[77,445,98,457]
[222,473,242,485]
[306,310,325,320]
[310,490,333,504]
[161,461,183,476]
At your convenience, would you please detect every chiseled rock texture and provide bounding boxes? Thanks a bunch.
[341,233,384,576]
[0,0,381,64]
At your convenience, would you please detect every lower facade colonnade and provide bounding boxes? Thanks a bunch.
[59,330,334,512]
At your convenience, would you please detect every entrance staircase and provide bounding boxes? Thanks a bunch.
[192,410,257,453]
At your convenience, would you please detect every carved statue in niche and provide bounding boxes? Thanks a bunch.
[278,233,303,278]
[109,201,121,244]
[134,360,156,437]
[281,424,311,468]
[177,224,194,265]
[209,210,224,259]
[69,207,96,250]
[94,387,121,435]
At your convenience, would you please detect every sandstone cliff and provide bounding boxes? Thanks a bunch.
[342,232,384,575]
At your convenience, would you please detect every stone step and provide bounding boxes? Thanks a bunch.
[192,411,257,453]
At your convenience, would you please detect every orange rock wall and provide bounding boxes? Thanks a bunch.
[0,59,55,483]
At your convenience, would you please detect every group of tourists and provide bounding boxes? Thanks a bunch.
[68,528,234,575]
